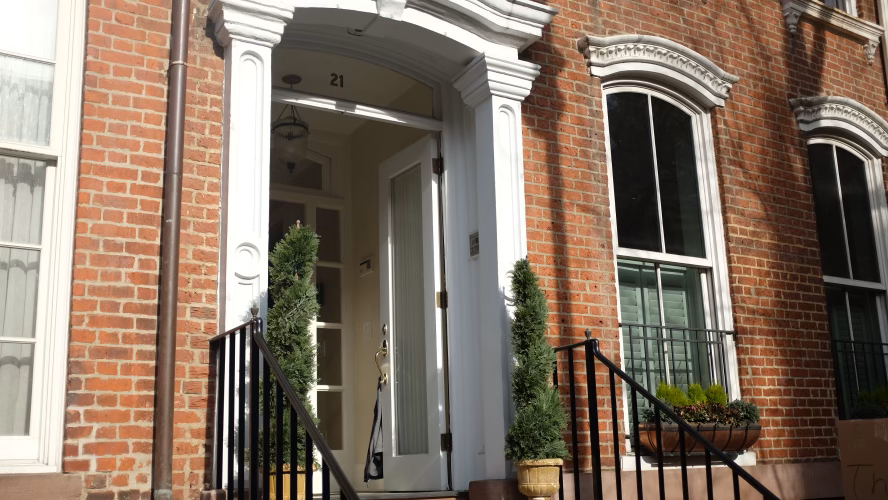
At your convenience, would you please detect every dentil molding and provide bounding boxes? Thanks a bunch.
[576,34,739,108]
[789,96,888,156]
[781,0,882,64]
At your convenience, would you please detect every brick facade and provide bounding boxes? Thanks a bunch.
[50,0,888,498]
[524,0,888,467]
[65,1,223,498]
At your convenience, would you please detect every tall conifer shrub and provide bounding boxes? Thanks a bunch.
[504,259,569,461]
[265,222,320,467]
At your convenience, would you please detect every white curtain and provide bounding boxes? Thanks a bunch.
[391,165,428,455]
[0,155,46,435]
[0,55,54,147]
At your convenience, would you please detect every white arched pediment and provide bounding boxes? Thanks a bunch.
[789,96,888,157]
[577,34,740,109]
[209,0,556,52]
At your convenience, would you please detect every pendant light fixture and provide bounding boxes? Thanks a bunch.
[272,74,310,173]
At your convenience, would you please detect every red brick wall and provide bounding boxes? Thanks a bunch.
[65,1,223,498]
[523,0,888,465]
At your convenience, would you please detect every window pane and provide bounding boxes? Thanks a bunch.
[316,208,341,263]
[836,147,880,282]
[0,56,54,146]
[827,286,888,417]
[315,266,341,323]
[0,342,33,435]
[0,247,41,339]
[619,260,711,393]
[607,93,661,252]
[268,201,305,251]
[0,155,46,245]
[317,328,342,386]
[317,391,343,450]
[0,0,58,60]
[651,98,705,258]
[808,144,850,278]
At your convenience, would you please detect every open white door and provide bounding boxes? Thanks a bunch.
[377,135,447,491]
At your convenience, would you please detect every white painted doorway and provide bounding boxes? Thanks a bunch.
[377,136,447,491]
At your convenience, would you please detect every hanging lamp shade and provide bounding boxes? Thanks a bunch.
[272,115,310,167]
[272,73,310,170]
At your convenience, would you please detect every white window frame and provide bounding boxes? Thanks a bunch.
[808,136,888,360]
[602,80,739,436]
[0,0,86,472]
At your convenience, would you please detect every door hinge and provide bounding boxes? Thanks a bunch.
[436,291,448,309]
[432,157,443,175]
[440,432,453,452]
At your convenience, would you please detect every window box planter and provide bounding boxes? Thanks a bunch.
[637,423,761,454]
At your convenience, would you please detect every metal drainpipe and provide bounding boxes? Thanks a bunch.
[152,0,190,499]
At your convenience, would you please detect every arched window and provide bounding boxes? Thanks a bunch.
[580,34,740,397]
[604,83,733,396]
[790,96,888,418]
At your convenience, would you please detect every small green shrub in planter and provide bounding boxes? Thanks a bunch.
[504,260,568,500]
[637,384,761,453]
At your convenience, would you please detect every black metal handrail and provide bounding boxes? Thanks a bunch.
[209,317,360,500]
[553,337,778,500]
[620,323,734,400]
[832,338,888,420]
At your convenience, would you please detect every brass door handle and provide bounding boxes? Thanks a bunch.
[375,339,388,385]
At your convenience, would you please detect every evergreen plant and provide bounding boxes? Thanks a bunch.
[504,259,569,462]
[264,222,321,468]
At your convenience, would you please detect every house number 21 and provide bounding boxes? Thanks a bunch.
[330,73,345,87]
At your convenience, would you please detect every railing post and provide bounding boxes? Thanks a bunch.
[239,326,248,499]
[248,324,258,500]
[567,349,580,500]
[585,341,603,500]
[213,339,226,490]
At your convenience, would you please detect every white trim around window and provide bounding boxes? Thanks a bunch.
[0,0,86,473]
[602,80,738,386]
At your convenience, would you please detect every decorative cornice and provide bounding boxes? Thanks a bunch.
[576,34,739,108]
[210,0,556,51]
[208,0,299,47]
[789,96,888,156]
[781,0,882,64]
[452,55,541,107]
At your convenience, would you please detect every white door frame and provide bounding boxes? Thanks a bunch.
[209,0,554,489]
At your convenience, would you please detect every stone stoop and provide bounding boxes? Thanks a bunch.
[467,461,843,500]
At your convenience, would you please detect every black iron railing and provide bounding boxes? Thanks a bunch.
[553,337,778,500]
[620,323,734,399]
[209,317,359,500]
[832,338,888,420]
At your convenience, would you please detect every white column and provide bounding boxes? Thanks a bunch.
[209,0,297,329]
[454,55,539,479]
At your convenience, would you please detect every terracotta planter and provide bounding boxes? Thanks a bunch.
[637,423,761,454]
[515,458,562,500]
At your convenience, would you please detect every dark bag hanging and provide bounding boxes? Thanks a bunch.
[363,377,384,482]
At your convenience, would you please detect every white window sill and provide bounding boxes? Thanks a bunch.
[781,0,883,64]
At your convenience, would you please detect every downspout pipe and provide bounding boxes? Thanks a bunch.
[153,1,190,499]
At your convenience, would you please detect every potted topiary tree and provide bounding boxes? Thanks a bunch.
[638,383,761,454]
[264,222,321,499]
[504,259,569,500]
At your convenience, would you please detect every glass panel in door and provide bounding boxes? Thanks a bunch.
[390,165,428,455]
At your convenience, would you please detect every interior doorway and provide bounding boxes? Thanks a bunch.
[267,48,449,492]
